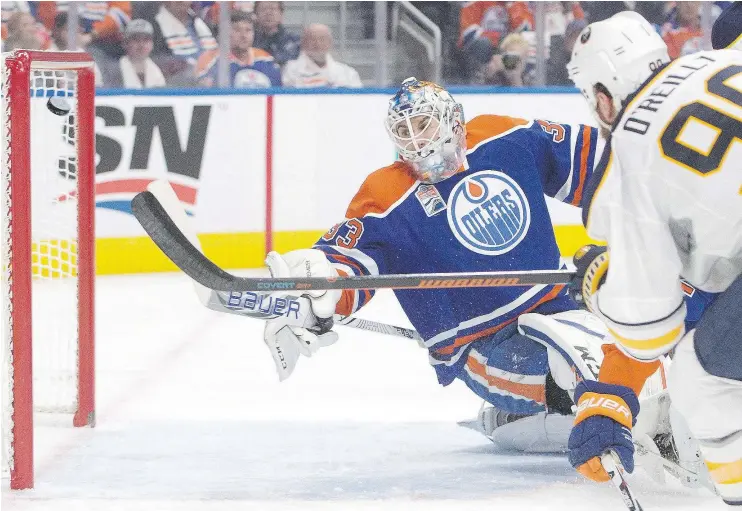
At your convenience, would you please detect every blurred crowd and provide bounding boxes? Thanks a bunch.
[0,1,732,89]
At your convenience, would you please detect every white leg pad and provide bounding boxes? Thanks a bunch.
[518,310,607,391]
[489,412,574,453]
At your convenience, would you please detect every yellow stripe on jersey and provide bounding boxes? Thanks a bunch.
[609,325,683,353]
[585,150,613,237]
[707,458,742,485]
[726,32,742,50]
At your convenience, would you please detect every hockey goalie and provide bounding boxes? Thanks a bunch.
[139,74,714,490]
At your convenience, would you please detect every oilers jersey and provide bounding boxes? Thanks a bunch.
[197,48,281,88]
[314,115,601,385]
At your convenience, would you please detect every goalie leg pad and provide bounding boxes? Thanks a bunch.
[518,310,607,389]
[489,411,574,453]
[694,274,742,381]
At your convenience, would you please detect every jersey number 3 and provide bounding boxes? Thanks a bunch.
[321,219,364,249]
[660,65,742,176]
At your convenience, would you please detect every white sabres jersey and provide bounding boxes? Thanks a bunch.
[583,49,742,360]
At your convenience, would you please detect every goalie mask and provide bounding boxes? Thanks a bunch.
[385,77,466,184]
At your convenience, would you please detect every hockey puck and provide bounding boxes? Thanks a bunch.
[47,96,71,116]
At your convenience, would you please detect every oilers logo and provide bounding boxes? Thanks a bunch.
[234,69,273,88]
[447,170,531,255]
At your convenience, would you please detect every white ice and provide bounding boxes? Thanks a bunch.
[3,272,727,511]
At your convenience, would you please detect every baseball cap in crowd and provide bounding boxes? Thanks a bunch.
[125,19,154,39]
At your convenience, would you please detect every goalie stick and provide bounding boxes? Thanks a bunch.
[136,181,425,346]
[131,190,575,293]
[201,286,425,346]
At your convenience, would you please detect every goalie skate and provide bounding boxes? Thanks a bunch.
[458,400,574,453]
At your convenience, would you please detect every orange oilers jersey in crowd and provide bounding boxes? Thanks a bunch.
[36,2,131,40]
[313,115,601,385]
[662,24,704,60]
[459,1,534,48]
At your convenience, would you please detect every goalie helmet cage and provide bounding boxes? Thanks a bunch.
[2,51,95,490]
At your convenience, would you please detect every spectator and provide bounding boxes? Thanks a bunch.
[581,2,633,23]
[283,24,362,88]
[459,1,534,47]
[582,2,666,26]
[458,2,534,82]
[47,12,103,86]
[661,1,703,59]
[546,18,587,85]
[635,2,667,27]
[2,1,34,42]
[200,1,255,34]
[151,1,217,87]
[197,11,280,88]
[3,11,43,50]
[473,32,533,87]
[36,2,131,57]
[253,1,299,66]
[49,12,92,50]
[100,19,165,89]
[543,2,585,44]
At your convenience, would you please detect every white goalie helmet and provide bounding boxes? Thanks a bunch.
[385,77,466,184]
[568,11,670,129]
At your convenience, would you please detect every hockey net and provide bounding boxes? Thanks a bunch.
[1,51,95,490]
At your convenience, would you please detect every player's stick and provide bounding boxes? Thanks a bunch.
[601,451,644,511]
[633,439,715,492]
[336,316,425,347]
[131,190,575,293]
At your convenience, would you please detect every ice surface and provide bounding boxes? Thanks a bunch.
[3,272,726,511]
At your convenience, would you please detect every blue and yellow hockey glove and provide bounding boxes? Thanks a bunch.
[569,245,608,311]
[568,379,640,482]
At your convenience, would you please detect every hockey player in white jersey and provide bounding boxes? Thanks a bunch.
[566,10,742,505]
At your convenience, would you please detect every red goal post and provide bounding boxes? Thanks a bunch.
[2,50,95,490]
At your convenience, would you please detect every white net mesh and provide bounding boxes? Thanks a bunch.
[2,61,82,479]
[30,70,80,413]
[2,53,14,479]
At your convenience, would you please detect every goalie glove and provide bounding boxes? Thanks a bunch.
[569,245,608,312]
[263,249,342,381]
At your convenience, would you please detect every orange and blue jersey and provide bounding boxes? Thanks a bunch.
[197,48,281,88]
[459,1,534,48]
[314,115,600,396]
[36,2,131,40]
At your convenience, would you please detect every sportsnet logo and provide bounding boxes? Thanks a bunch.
[447,170,531,255]
[55,102,211,216]
[59,178,198,216]
[94,179,197,215]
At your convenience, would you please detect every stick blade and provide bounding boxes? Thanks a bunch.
[131,191,239,291]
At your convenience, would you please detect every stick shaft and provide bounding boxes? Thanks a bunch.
[601,452,644,511]
[337,316,425,347]
[132,190,574,293]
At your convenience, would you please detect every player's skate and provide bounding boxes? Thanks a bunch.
[633,383,715,492]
